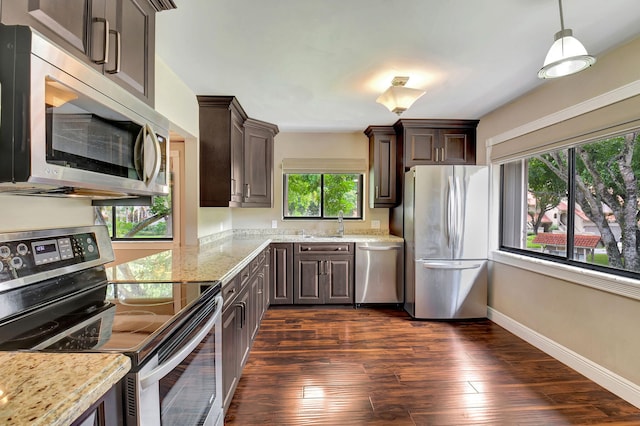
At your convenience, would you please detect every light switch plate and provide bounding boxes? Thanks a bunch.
[371,220,380,229]
[271,220,278,229]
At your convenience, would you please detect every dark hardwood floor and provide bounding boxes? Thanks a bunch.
[224,306,640,425]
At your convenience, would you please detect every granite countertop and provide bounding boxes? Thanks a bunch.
[0,352,130,426]
[106,234,404,285]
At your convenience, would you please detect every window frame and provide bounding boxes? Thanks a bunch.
[282,172,364,220]
[498,139,640,281]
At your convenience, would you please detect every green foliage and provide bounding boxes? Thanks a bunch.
[286,174,321,216]
[285,173,361,218]
[528,154,567,234]
[323,174,359,217]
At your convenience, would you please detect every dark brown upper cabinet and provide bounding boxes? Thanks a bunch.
[1,0,156,105]
[364,126,399,208]
[197,96,279,208]
[243,118,278,207]
[394,119,479,167]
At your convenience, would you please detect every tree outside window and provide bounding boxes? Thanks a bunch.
[284,173,363,219]
[94,193,172,240]
[501,130,640,275]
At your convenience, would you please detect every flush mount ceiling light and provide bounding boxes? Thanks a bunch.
[538,0,596,79]
[376,76,425,115]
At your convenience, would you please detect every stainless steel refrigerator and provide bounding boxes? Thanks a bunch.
[404,165,488,319]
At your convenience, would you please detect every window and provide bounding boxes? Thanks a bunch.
[284,173,363,219]
[94,193,173,240]
[500,130,640,277]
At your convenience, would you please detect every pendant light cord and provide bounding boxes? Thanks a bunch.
[558,0,565,32]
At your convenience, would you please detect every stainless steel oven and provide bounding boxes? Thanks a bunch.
[0,24,170,198]
[0,226,223,425]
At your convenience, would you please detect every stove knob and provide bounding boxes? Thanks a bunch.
[10,257,23,269]
[0,246,10,258]
[16,243,28,256]
[0,262,3,272]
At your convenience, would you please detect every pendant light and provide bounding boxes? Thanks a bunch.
[538,0,596,79]
[376,76,425,115]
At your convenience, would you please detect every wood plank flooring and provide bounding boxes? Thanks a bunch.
[224,306,640,425]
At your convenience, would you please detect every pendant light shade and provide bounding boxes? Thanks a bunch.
[376,76,425,115]
[538,0,596,79]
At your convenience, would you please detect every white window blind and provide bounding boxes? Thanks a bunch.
[281,158,367,173]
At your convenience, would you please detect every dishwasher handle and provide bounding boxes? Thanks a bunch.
[357,246,401,251]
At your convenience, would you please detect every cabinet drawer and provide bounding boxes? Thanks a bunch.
[295,243,354,255]
[250,249,267,274]
[222,279,239,308]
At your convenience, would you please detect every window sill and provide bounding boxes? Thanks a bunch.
[111,241,176,250]
[490,250,640,302]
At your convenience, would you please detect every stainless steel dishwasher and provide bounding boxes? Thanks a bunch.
[355,241,404,305]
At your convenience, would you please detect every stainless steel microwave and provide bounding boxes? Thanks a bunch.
[0,24,170,198]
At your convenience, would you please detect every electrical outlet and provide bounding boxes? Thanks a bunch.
[371,220,380,229]
[271,220,278,229]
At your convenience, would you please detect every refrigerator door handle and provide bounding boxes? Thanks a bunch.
[454,175,463,255]
[419,261,482,270]
[446,176,453,248]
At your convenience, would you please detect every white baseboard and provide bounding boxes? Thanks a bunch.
[488,307,640,409]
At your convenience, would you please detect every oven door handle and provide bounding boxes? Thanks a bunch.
[140,295,223,389]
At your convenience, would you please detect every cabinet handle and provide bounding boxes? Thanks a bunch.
[375,185,379,199]
[92,18,109,65]
[441,147,445,162]
[245,183,251,198]
[325,260,330,276]
[106,29,121,74]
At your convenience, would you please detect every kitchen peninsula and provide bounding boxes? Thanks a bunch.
[0,353,130,425]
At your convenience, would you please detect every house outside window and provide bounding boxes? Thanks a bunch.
[94,194,173,240]
[500,130,640,277]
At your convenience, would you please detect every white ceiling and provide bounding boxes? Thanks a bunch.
[156,0,640,132]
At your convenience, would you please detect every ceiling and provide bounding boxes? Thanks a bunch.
[156,0,640,133]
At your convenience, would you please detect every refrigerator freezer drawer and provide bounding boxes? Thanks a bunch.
[355,242,404,304]
[411,259,487,319]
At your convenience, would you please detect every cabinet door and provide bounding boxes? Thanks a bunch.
[4,0,93,56]
[369,130,397,207]
[404,127,438,167]
[293,259,323,304]
[237,286,251,367]
[230,110,245,204]
[222,304,239,412]
[242,124,273,207]
[104,0,154,102]
[441,128,476,164]
[270,243,293,304]
[262,249,271,313]
[325,257,354,304]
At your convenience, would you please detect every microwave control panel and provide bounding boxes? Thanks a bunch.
[0,231,100,283]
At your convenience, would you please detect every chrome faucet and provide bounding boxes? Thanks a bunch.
[337,210,344,237]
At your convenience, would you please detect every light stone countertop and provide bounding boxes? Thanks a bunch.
[106,234,404,285]
[0,352,130,426]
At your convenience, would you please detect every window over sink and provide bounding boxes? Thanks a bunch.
[284,173,363,220]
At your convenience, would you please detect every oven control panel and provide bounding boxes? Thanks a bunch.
[0,228,106,284]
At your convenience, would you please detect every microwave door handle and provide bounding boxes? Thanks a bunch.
[147,125,162,186]
[140,295,223,390]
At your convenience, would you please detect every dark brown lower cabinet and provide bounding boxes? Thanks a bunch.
[221,247,270,414]
[293,243,354,304]
[270,243,294,304]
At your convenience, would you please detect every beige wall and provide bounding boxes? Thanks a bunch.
[479,35,640,388]
[489,263,640,384]
[0,195,92,233]
[230,132,389,235]
[477,35,640,165]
